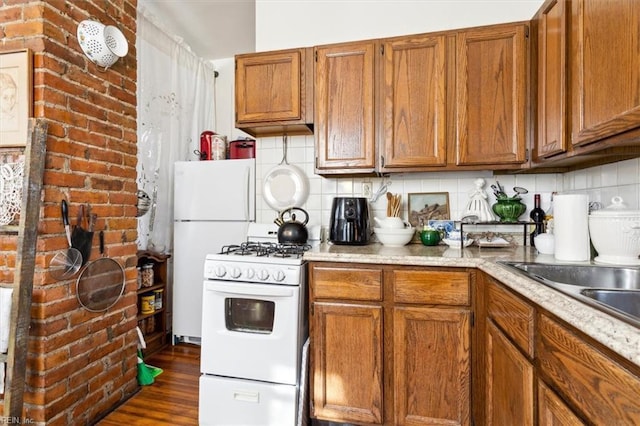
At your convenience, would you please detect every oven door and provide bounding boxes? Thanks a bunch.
[201,280,303,385]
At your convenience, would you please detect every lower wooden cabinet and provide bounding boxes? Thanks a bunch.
[537,380,585,426]
[394,306,470,425]
[485,320,534,426]
[538,314,640,424]
[309,265,640,425]
[481,272,640,425]
[309,262,472,426]
[312,302,384,424]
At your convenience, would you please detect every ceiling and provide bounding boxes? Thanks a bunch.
[139,0,256,61]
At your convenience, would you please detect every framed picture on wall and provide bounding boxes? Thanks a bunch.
[0,49,32,147]
[408,192,451,228]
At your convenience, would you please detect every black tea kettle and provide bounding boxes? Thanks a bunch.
[277,207,309,244]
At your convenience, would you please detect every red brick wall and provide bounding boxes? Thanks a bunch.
[1,1,138,424]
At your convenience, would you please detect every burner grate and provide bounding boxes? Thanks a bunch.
[219,241,311,258]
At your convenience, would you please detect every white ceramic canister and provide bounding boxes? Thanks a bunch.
[553,194,590,262]
[589,196,640,265]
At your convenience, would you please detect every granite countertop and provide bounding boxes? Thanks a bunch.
[304,243,640,368]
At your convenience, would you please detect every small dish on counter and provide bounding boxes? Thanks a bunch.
[475,236,512,248]
[442,238,473,249]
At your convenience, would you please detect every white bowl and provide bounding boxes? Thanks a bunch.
[534,233,555,255]
[374,227,415,247]
[442,238,473,249]
[374,216,407,229]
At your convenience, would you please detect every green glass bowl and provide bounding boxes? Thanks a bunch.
[492,198,526,222]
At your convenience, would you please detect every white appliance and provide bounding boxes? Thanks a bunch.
[199,223,317,426]
[172,159,255,343]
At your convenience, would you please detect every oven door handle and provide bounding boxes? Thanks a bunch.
[205,281,294,298]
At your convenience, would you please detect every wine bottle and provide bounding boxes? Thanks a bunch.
[530,194,545,246]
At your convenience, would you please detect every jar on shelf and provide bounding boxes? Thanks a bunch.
[154,288,163,310]
[146,315,156,334]
[141,263,154,287]
[136,266,142,289]
[140,292,155,315]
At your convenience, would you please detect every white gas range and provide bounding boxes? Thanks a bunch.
[198,223,318,426]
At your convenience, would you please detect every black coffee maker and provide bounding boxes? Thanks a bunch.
[329,197,370,245]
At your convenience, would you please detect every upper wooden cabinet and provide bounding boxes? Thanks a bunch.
[532,0,640,168]
[379,33,449,171]
[456,23,529,166]
[535,0,569,159]
[235,48,313,137]
[570,0,640,147]
[314,22,529,175]
[314,41,378,174]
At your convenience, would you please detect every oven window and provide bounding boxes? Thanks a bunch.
[225,298,275,334]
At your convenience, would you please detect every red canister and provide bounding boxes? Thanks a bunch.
[228,138,256,159]
[199,131,215,160]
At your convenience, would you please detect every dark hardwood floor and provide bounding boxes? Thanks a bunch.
[96,343,201,426]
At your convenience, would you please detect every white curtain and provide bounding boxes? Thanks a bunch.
[136,6,217,253]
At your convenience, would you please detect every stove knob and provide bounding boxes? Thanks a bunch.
[257,269,270,281]
[230,267,242,279]
[245,268,255,279]
[273,270,286,282]
[215,266,227,278]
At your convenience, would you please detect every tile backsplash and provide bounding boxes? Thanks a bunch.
[255,134,640,228]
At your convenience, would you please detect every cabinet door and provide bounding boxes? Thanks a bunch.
[235,48,313,136]
[538,314,640,423]
[536,0,569,159]
[315,41,377,173]
[394,306,471,426]
[538,380,585,426]
[456,24,528,166]
[312,302,383,424]
[571,0,640,147]
[485,320,534,426]
[380,34,448,170]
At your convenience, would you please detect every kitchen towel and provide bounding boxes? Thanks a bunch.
[554,194,591,261]
[0,287,12,353]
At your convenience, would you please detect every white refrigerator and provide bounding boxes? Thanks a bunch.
[172,159,255,343]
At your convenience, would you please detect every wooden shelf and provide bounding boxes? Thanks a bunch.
[137,251,171,357]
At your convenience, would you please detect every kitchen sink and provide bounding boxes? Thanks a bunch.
[499,261,640,328]
[502,262,640,289]
[581,289,640,320]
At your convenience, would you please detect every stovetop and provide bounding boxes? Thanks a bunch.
[219,241,312,259]
[203,223,321,284]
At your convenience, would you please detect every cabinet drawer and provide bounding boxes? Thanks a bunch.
[310,264,383,301]
[538,314,640,423]
[487,278,534,357]
[392,269,470,305]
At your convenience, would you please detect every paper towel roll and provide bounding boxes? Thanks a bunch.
[554,194,591,261]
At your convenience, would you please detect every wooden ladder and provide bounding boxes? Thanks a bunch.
[1,119,47,417]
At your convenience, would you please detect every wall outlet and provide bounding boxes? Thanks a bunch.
[362,182,372,198]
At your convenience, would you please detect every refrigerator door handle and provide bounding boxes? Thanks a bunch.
[245,166,251,220]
